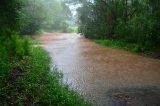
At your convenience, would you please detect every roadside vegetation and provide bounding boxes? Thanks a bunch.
[0,0,74,34]
[0,0,89,105]
[66,0,160,54]
[0,29,89,106]
[95,39,160,54]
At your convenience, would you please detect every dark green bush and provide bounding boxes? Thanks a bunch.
[0,28,30,58]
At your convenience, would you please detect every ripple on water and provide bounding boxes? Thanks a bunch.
[38,33,160,106]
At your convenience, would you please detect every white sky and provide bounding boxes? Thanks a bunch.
[69,4,81,16]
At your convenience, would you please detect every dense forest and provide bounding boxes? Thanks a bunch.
[65,0,160,52]
[0,0,72,34]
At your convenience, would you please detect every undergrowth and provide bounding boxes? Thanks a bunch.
[0,29,89,106]
[95,39,160,54]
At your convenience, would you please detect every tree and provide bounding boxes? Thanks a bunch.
[0,0,22,30]
[19,0,71,34]
[76,0,160,50]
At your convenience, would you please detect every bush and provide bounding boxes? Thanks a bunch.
[0,28,30,58]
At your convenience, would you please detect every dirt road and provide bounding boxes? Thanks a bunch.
[36,33,160,106]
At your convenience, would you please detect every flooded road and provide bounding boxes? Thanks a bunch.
[37,33,160,106]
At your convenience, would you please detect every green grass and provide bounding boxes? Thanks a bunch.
[0,30,89,106]
[94,39,158,53]
[0,47,89,105]
[30,39,42,45]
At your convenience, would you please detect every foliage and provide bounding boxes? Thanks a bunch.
[19,47,89,105]
[0,0,72,34]
[0,0,22,30]
[0,28,89,105]
[76,0,160,52]
[0,29,30,97]
[0,0,88,105]
[0,28,30,58]
[68,27,78,33]
[95,39,150,53]
[0,42,10,90]
[0,47,89,105]
[19,0,72,34]
[0,29,30,105]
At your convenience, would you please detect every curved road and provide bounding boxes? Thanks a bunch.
[37,33,160,106]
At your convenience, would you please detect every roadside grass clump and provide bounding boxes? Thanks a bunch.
[95,39,160,53]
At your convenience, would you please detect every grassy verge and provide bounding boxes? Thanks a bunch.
[95,39,160,54]
[1,47,89,106]
[0,29,89,105]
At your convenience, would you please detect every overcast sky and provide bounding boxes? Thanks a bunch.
[68,4,81,16]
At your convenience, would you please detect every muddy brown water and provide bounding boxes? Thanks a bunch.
[36,33,160,106]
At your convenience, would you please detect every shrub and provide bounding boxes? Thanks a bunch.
[0,28,30,58]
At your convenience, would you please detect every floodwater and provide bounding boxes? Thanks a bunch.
[37,33,160,106]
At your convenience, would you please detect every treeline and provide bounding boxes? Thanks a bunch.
[75,0,160,52]
[0,0,71,35]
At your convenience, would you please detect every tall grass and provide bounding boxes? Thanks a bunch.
[16,47,89,105]
[0,29,89,105]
